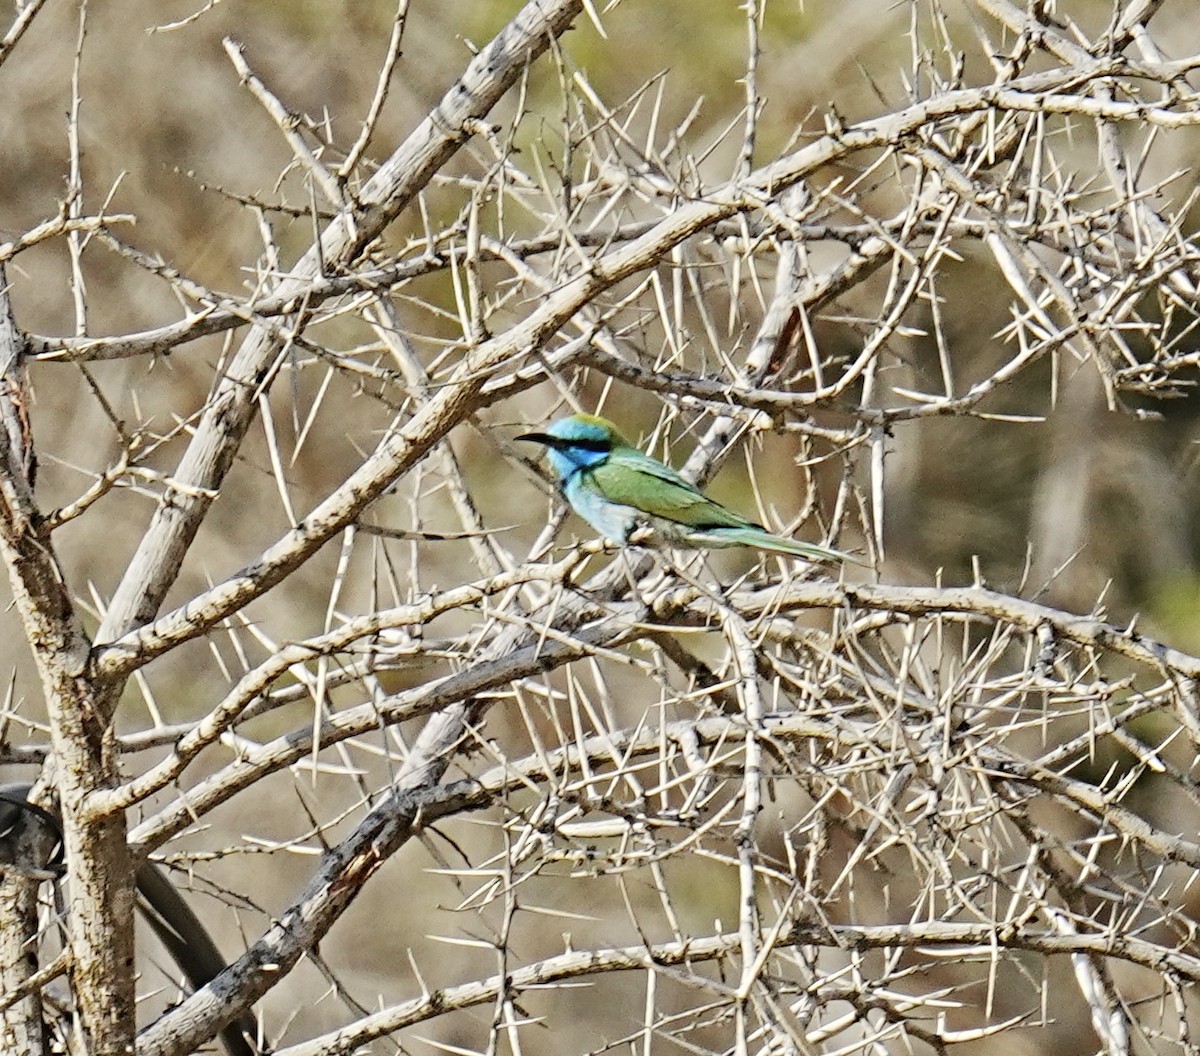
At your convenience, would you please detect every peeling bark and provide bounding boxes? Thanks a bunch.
[0,264,136,1055]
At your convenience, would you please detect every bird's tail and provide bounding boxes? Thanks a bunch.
[702,526,860,564]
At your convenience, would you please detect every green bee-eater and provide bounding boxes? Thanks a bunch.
[518,414,851,563]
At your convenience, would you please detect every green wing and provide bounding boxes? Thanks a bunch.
[588,451,753,530]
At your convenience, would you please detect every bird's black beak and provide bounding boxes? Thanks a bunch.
[516,432,555,446]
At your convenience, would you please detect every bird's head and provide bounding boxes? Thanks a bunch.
[517,413,630,479]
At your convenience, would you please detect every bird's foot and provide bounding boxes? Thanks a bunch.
[627,524,658,548]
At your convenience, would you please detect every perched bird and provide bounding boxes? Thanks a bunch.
[517,413,851,563]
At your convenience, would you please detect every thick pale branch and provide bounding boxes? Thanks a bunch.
[94,0,588,649]
[91,548,596,817]
[270,919,1200,1056]
[0,266,135,1054]
[125,598,639,854]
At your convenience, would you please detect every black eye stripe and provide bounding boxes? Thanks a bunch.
[552,437,611,453]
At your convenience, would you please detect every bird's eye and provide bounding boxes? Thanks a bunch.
[564,437,611,453]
